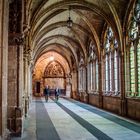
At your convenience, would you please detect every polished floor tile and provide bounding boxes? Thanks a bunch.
[11,97,140,140]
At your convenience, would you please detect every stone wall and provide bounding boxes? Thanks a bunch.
[88,94,140,121]
[127,99,140,121]
[89,94,100,107]
[88,95,122,114]
[79,92,88,103]
[103,96,121,114]
[72,91,78,99]
[7,45,17,131]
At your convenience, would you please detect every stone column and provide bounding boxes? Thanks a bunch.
[23,51,29,117]
[29,64,33,102]
[71,68,77,99]
[120,52,126,116]
[26,62,31,113]
[8,37,24,136]
[7,0,23,136]
[23,47,32,117]
[0,0,8,138]
[66,74,72,97]
[85,65,89,103]
[19,43,24,108]
[98,59,103,108]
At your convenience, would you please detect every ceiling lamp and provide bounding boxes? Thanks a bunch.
[50,56,54,61]
[67,6,73,28]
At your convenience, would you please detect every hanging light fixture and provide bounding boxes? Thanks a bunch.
[50,56,54,61]
[49,52,54,61]
[67,6,73,28]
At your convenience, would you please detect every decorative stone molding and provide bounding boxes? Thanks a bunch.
[79,56,85,67]
[44,61,64,78]
[88,41,97,62]
[23,48,32,65]
[134,0,140,23]
[8,34,24,46]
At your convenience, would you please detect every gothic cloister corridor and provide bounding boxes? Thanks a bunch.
[1,0,140,139]
[12,96,140,140]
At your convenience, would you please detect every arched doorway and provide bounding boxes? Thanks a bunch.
[43,60,66,95]
[32,51,71,97]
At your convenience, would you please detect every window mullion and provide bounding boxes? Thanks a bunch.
[135,41,139,96]
[111,51,115,91]
[108,54,110,91]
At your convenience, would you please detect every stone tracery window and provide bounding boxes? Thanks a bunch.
[87,42,98,93]
[126,0,140,97]
[129,20,138,41]
[103,27,120,95]
[96,60,98,91]
[114,49,119,92]
[127,40,140,97]
[134,0,140,23]
[130,43,135,93]
[78,56,86,91]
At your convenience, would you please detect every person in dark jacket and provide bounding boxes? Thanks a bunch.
[55,87,61,101]
[44,85,50,102]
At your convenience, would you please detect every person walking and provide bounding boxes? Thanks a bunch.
[44,85,50,102]
[55,87,61,101]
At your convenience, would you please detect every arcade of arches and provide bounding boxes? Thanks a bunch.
[0,0,140,139]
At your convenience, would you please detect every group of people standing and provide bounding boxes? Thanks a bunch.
[43,85,61,102]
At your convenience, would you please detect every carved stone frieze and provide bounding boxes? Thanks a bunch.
[44,61,64,78]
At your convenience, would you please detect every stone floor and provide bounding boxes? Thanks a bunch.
[11,96,140,140]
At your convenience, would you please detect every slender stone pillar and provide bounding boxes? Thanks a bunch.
[8,37,24,136]
[7,0,23,136]
[66,74,72,97]
[120,52,126,116]
[71,69,77,99]
[23,47,32,117]
[0,0,8,138]
[98,59,103,108]
[29,64,33,103]
[85,65,89,103]
[27,59,33,109]
[23,52,28,117]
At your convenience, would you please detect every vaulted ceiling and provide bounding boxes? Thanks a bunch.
[25,0,134,75]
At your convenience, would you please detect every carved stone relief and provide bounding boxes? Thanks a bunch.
[44,61,64,77]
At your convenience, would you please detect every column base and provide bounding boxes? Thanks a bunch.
[7,107,23,137]
[99,93,103,108]
[121,99,127,116]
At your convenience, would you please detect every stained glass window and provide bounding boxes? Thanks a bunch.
[126,0,140,98]
[96,60,98,91]
[130,43,135,93]
[87,42,98,93]
[105,55,109,91]
[114,50,118,92]
[104,27,120,95]
[109,52,112,91]
[128,40,140,97]
[93,62,95,90]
